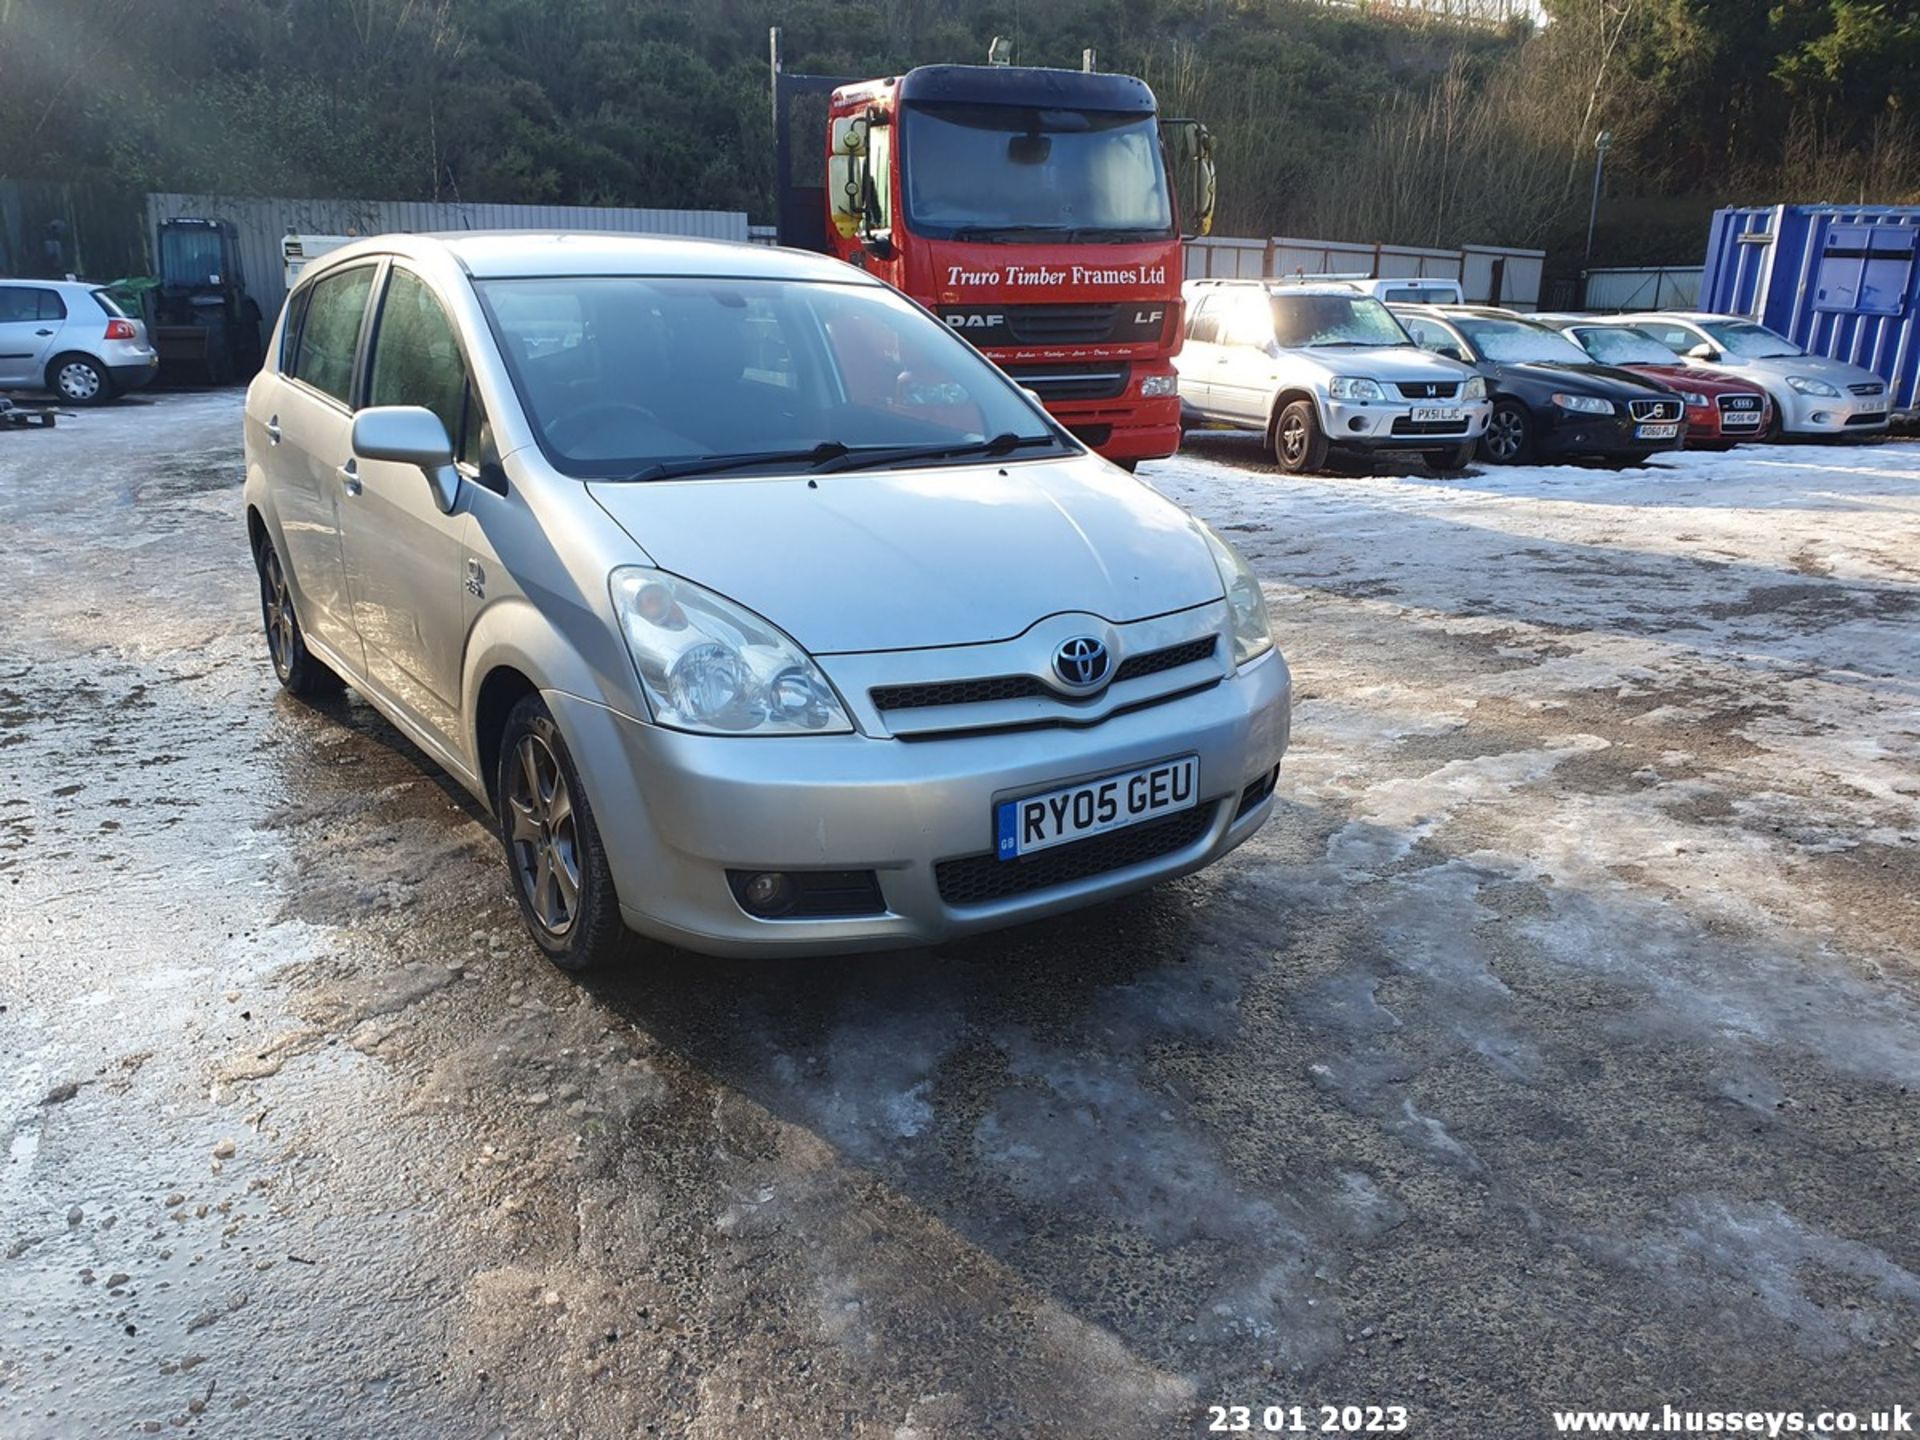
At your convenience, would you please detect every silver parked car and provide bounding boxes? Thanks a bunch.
[0,279,158,403]
[1588,312,1890,439]
[243,234,1292,967]
[1176,279,1490,473]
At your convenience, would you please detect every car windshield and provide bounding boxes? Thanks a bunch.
[1453,317,1592,365]
[1270,294,1410,348]
[476,276,1065,479]
[902,102,1174,240]
[1576,327,1678,365]
[1700,319,1802,358]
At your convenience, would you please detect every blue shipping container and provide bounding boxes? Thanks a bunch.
[1699,204,1920,417]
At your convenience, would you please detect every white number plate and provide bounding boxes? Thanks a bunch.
[996,755,1199,860]
[1635,422,1680,439]
[1721,411,1762,427]
[1410,406,1467,423]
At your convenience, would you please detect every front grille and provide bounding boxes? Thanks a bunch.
[1006,304,1119,345]
[1628,398,1682,422]
[1845,411,1888,426]
[1716,393,1763,412]
[1394,381,1460,400]
[1112,635,1217,683]
[1848,381,1885,396]
[871,636,1218,713]
[725,869,886,918]
[1004,362,1130,402]
[934,803,1216,907]
[1390,417,1470,436]
[872,674,1047,711]
[1235,766,1280,819]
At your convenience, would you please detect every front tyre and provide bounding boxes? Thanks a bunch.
[256,537,344,697]
[1272,399,1330,473]
[497,695,632,973]
[1479,401,1533,465]
[1429,440,1477,473]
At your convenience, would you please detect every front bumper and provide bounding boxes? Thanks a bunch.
[1320,397,1491,449]
[1534,408,1685,458]
[548,650,1291,957]
[1777,387,1890,436]
[1047,389,1181,463]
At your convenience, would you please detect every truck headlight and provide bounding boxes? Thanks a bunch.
[1786,375,1840,397]
[1551,392,1614,415]
[1195,521,1273,668]
[1329,377,1386,402]
[609,567,852,735]
[1140,373,1179,398]
[1463,375,1488,400]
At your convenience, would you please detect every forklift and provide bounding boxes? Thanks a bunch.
[149,218,264,385]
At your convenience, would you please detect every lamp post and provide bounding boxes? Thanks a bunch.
[1585,129,1613,264]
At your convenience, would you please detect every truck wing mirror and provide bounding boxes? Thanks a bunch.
[1160,119,1217,239]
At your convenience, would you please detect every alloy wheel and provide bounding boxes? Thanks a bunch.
[1486,409,1526,461]
[507,733,582,937]
[1280,414,1308,464]
[261,547,295,676]
[57,361,102,402]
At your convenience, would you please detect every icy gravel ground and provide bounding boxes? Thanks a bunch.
[1,394,1917,1439]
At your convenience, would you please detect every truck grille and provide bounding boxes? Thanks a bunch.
[1848,381,1885,397]
[934,803,1216,907]
[1004,362,1130,402]
[1006,304,1120,345]
[1628,398,1682,422]
[1393,381,1460,400]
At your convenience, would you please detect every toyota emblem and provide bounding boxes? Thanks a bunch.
[1053,636,1111,689]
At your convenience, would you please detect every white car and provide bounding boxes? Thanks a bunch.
[0,279,158,404]
[1177,279,1490,473]
[1592,312,1889,439]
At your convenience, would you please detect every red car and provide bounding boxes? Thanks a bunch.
[1549,320,1773,446]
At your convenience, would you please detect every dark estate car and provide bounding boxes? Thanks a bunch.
[1390,305,1689,465]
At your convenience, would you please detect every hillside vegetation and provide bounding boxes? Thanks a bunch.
[2,0,1915,264]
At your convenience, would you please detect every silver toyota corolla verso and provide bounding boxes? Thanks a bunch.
[243,233,1291,968]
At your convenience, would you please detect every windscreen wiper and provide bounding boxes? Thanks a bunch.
[811,431,1060,475]
[622,441,857,483]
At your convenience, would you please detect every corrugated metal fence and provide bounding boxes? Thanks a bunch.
[146,193,752,319]
[1581,265,1703,312]
[1186,232,1545,308]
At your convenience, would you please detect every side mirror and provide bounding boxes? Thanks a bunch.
[1160,118,1216,239]
[353,405,460,514]
[862,232,895,262]
[1687,341,1719,361]
[1436,344,1465,362]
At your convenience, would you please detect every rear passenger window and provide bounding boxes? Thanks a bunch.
[368,267,474,457]
[292,265,375,404]
[1188,295,1221,344]
[35,290,67,321]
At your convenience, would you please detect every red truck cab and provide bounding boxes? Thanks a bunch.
[774,49,1213,467]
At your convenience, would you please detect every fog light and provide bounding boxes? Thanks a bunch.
[739,871,795,917]
[1811,411,1831,424]
[1348,417,1367,432]
[1140,373,1178,398]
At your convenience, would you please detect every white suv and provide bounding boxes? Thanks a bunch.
[0,279,157,404]
[1176,280,1490,473]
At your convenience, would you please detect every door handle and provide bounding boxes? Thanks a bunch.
[265,415,281,445]
[34,328,52,337]
[337,459,362,496]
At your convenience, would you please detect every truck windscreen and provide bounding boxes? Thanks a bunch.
[902,103,1174,241]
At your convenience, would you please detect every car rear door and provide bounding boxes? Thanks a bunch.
[269,261,379,672]
[1177,293,1223,412]
[0,285,64,389]
[336,262,481,755]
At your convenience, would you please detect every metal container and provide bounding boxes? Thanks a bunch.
[1700,204,1920,417]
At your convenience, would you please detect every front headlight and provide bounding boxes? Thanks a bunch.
[609,567,852,735]
[1462,375,1488,400]
[1328,377,1386,402]
[1681,391,1711,408]
[1551,392,1615,416]
[1786,375,1840,397]
[1195,521,1273,668]
[1140,373,1179,398]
